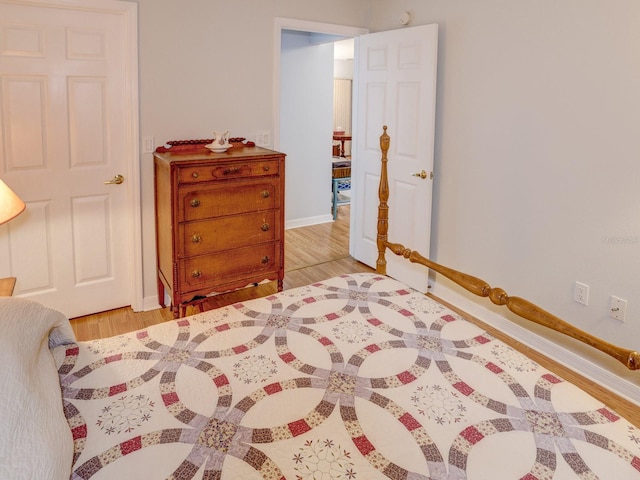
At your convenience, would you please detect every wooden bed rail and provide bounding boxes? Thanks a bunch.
[375,126,640,371]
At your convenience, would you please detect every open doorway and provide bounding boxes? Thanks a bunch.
[274,19,367,232]
[332,38,354,160]
[331,38,354,221]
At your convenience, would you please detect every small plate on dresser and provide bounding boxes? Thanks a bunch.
[206,143,233,153]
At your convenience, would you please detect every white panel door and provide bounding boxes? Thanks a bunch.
[351,25,438,291]
[0,1,136,317]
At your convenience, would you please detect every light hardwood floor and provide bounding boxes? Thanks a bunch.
[70,205,373,341]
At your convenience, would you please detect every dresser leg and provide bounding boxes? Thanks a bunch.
[277,278,284,292]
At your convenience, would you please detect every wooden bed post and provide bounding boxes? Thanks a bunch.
[376,126,390,275]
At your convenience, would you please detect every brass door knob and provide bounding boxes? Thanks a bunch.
[411,170,432,180]
[104,174,124,185]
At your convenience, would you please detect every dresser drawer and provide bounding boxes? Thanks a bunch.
[181,210,278,257]
[179,160,279,184]
[181,243,278,290]
[181,181,277,221]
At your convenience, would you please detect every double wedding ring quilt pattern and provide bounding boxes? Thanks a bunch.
[54,274,640,479]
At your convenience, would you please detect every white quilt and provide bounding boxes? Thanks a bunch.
[54,274,640,479]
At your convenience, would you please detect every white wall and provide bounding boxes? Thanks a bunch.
[280,31,334,225]
[370,1,640,377]
[134,0,371,305]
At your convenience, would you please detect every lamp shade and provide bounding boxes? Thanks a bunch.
[0,179,26,225]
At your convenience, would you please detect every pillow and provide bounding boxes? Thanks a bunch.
[0,297,75,479]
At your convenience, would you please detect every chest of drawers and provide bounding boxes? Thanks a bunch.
[153,145,285,317]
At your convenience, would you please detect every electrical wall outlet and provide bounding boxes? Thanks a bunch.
[610,296,627,322]
[574,281,589,306]
[143,136,155,153]
[255,130,271,147]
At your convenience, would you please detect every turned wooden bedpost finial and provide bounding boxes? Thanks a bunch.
[376,126,390,275]
[628,351,640,370]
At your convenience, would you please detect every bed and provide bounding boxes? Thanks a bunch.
[2,127,640,479]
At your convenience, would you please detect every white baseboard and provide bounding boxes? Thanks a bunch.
[286,214,333,230]
[430,281,640,406]
[143,295,163,312]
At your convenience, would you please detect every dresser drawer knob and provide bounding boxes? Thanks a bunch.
[261,190,270,198]
[191,234,202,243]
[191,270,202,278]
[261,223,270,232]
[261,256,269,264]
[190,199,200,207]
[223,167,241,175]
[191,172,199,178]
[263,165,270,171]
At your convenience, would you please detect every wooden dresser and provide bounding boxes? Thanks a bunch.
[154,144,285,317]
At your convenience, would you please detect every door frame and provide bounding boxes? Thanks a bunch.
[8,0,143,312]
